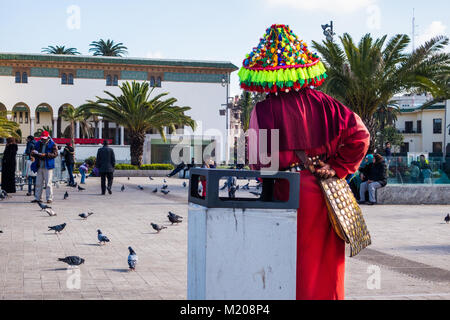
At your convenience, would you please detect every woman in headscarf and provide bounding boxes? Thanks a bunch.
[1,137,18,193]
[242,24,370,300]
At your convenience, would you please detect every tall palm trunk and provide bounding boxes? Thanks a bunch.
[130,131,145,166]
[70,120,75,149]
[361,116,378,154]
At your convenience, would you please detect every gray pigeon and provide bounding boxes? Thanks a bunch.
[58,256,84,266]
[163,179,167,183]
[242,183,250,190]
[0,190,8,200]
[77,185,85,191]
[229,186,237,199]
[63,191,69,200]
[161,184,168,190]
[151,223,167,233]
[97,229,110,244]
[250,191,261,197]
[138,185,144,190]
[79,212,94,219]
[128,247,138,270]
[445,214,450,224]
[38,201,51,211]
[152,188,158,193]
[161,189,170,195]
[127,177,130,180]
[48,223,66,233]
[121,185,125,192]
[149,176,154,180]
[220,182,227,191]
[0,230,3,233]
[182,181,187,188]
[168,212,183,224]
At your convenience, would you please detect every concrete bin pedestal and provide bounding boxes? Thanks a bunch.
[187,169,300,300]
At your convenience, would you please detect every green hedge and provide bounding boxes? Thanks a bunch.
[139,164,174,170]
[114,163,174,170]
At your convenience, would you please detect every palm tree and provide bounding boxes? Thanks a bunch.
[42,45,80,55]
[312,33,450,151]
[0,112,20,139]
[79,81,196,166]
[61,105,93,147]
[374,102,401,131]
[89,39,128,57]
[238,92,266,132]
[34,125,53,138]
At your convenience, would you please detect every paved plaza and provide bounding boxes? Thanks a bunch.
[0,176,449,300]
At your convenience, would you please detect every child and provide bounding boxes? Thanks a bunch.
[25,155,37,196]
[78,162,89,184]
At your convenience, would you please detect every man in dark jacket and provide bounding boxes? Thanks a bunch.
[96,140,116,195]
[359,153,387,205]
[62,142,75,186]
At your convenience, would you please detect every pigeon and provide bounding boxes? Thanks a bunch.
[256,183,262,190]
[79,212,94,219]
[168,212,183,224]
[220,182,227,191]
[242,183,250,190]
[63,191,69,200]
[138,185,144,190]
[0,230,3,233]
[149,176,154,180]
[182,181,187,188]
[37,201,51,211]
[58,256,84,266]
[45,209,57,216]
[121,185,125,192]
[250,191,261,197]
[151,223,167,233]
[161,184,168,190]
[163,179,167,183]
[127,177,130,180]
[152,188,158,193]
[128,247,138,270]
[77,185,85,191]
[97,229,110,244]
[445,214,450,224]
[236,185,240,190]
[161,189,170,195]
[0,189,8,200]
[48,223,66,233]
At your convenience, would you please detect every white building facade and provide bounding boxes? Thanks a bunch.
[0,53,238,163]
[393,94,449,156]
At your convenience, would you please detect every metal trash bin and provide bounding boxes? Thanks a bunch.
[187,168,300,300]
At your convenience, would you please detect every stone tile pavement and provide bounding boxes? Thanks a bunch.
[0,175,449,300]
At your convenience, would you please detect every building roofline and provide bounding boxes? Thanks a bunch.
[0,52,239,72]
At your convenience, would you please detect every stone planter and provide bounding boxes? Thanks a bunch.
[113,170,171,177]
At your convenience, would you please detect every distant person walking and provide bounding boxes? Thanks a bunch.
[24,135,36,159]
[31,131,58,203]
[62,142,76,186]
[1,137,18,193]
[96,140,116,195]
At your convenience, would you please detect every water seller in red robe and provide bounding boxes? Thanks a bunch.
[241,24,370,300]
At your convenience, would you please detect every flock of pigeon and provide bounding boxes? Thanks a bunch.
[0,176,186,271]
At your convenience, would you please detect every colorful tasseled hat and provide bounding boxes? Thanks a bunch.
[238,24,327,93]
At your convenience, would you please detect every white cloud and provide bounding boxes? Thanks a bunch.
[266,0,376,14]
[146,51,164,59]
[417,21,447,45]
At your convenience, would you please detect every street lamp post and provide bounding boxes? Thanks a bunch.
[321,21,335,41]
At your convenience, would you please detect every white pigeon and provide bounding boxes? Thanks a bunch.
[45,209,57,216]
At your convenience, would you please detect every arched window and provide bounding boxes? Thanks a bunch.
[150,76,155,87]
[156,76,161,87]
[61,73,67,84]
[25,112,28,124]
[15,72,21,83]
[113,75,118,86]
[22,72,28,83]
[106,75,112,86]
[68,73,74,85]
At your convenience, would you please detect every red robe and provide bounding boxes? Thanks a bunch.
[249,88,369,300]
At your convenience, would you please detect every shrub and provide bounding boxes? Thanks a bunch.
[115,164,138,170]
[139,164,174,170]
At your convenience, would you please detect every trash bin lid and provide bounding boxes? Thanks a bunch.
[188,168,300,209]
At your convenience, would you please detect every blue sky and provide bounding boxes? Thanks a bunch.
[1,0,449,95]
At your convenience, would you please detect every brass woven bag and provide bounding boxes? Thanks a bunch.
[318,177,371,257]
